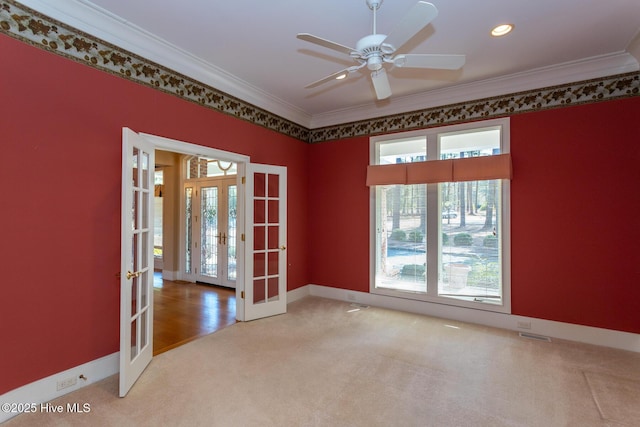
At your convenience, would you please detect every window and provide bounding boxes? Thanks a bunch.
[370,118,510,313]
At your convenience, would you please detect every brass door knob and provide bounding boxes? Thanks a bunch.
[126,270,141,280]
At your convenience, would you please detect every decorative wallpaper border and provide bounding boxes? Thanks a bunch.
[0,0,310,142]
[309,72,640,143]
[2,0,639,144]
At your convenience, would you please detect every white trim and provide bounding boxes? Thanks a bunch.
[3,281,636,424]
[309,52,639,128]
[0,352,118,424]
[16,0,312,128]
[287,285,311,303]
[13,2,640,130]
[302,284,640,353]
[139,134,250,164]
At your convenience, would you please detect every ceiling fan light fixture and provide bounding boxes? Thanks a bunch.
[491,24,514,37]
[335,73,348,80]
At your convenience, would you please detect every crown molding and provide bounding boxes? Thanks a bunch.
[309,52,639,129]
[15,0,313,127]
[4,0,639,144]
[17,0,638,131]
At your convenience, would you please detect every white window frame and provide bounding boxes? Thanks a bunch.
[369,118,511,314]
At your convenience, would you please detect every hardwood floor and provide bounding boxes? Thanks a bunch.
[153,272,236,355]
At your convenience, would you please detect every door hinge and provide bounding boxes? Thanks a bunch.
[241,291,245,299]
[241,176,246,184]
[241,233,245,242]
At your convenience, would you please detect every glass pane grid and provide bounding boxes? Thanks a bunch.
[252,172,280,304]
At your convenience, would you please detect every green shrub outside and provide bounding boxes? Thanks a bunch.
[408,230,423,242]
[401,264,425,278]
[391,229,406,241]
[453,233,473,246]
[442,233,449,245]
[483,235,498,248]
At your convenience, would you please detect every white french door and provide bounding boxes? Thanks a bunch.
[185,177,237,288]
[119,128,154,397]
[243,164,287,321]
[118,131,289,397]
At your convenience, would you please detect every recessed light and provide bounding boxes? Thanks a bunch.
[491,24,514,37]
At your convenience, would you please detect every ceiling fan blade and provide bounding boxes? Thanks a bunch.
[304,65,364,89]
[371,68,392,100]
[297,33,356,55]
[382,2,438,53]
[393,54,465,69]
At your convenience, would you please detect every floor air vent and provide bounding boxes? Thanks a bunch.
[519,332,551,342]
[349,303,370,309]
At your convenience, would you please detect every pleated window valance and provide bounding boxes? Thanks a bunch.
[366,153,512,186]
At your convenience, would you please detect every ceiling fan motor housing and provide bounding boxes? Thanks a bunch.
[356,34,388,70]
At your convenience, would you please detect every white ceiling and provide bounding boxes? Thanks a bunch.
[21,0,640,128]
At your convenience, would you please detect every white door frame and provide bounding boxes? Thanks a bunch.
[140,133,250,320]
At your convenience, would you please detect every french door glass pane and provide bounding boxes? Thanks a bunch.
[132,148,139,187]
[201,187,218,277]
[130,318,138,360]
[131,276,138,315]
[141,152,149,190]
[253,279,266,304]
[375,184,427,293]
[228,185,237,281]
[267,277,279,300]
[184,187,193,274]
[140,309,147,348]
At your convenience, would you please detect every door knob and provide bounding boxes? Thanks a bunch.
[126,270,141,280]
[279,245,286,250]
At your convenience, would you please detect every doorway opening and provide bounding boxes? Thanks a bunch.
[152,150,241,355]
[121,128,287,395]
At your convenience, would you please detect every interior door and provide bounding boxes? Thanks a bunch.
[244,164,287,321]
[119,128,154,397]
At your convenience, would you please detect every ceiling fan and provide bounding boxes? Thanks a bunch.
[297,0,465,100]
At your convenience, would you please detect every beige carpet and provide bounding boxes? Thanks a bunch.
[5,297,640,427]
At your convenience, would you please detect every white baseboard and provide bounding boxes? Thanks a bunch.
[0,352,119,424]
[4,284,635,424]
[287,285,311,303]
[299,284,640,353]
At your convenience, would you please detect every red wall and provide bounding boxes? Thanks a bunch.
[1,31,639,396]
[510,98,640,332]
[0,34,308,394]
[307,137,370,292]
[308,98,640,334]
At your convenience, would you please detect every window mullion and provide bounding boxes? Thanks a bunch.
[426,183,439,294]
